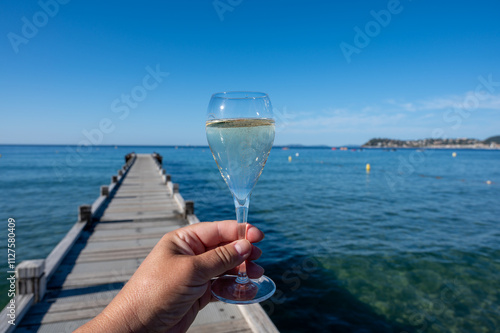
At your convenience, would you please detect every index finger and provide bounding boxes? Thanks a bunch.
[184,220,264,249]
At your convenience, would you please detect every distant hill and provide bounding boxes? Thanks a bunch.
[363,136,500,149]
[484,136,500,145]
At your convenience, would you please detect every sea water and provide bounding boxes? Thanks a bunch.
[1,145,499,332]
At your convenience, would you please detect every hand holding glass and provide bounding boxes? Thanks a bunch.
[205,91,276,304]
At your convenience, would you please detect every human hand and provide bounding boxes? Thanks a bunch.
[76,220,264,333]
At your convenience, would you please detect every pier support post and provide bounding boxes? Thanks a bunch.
[101,186,109,197]
[153,153,163,165]
[185,201,194,216]
[16,260,46,303]
[79,205,92,229]
[112,175,118,183]
[125,153,134,164]
[118,169,123,176]
[185,201,200,224]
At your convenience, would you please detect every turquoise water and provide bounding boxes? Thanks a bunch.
[1,145,499,332]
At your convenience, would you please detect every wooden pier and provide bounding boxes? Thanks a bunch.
[1,153,278,333]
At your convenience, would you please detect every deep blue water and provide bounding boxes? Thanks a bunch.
[1,145,499,332]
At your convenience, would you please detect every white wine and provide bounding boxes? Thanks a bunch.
[206,118,275,202]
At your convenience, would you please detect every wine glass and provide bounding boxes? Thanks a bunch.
[206,91,276,304]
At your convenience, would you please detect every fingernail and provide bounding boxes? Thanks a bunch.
[234,240,251,256]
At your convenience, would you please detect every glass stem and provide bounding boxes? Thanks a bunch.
[234,197,250,284]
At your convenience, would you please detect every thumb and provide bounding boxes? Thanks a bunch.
[193,239,252,281]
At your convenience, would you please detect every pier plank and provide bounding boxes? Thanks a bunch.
[10,154,278,333]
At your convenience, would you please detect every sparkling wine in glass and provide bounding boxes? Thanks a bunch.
[206,91,276,304]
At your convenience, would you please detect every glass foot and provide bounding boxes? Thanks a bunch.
[211,275,276,304]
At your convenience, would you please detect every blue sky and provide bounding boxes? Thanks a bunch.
[1,0,499,146]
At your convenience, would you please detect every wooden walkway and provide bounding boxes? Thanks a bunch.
[1,154,278,333]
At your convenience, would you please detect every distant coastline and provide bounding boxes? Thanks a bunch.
[362,136,500,150]
[2,136,500,150]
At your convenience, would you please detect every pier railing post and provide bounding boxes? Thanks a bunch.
[153,152,163,165]
[101,186,109,197]
[16,260,46,303]
[111,175,118,183]
[125,153,134,164]
[185,201,194,216]
[185,201,200,224]
[79,204,92,229]
[160,169,167,183]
